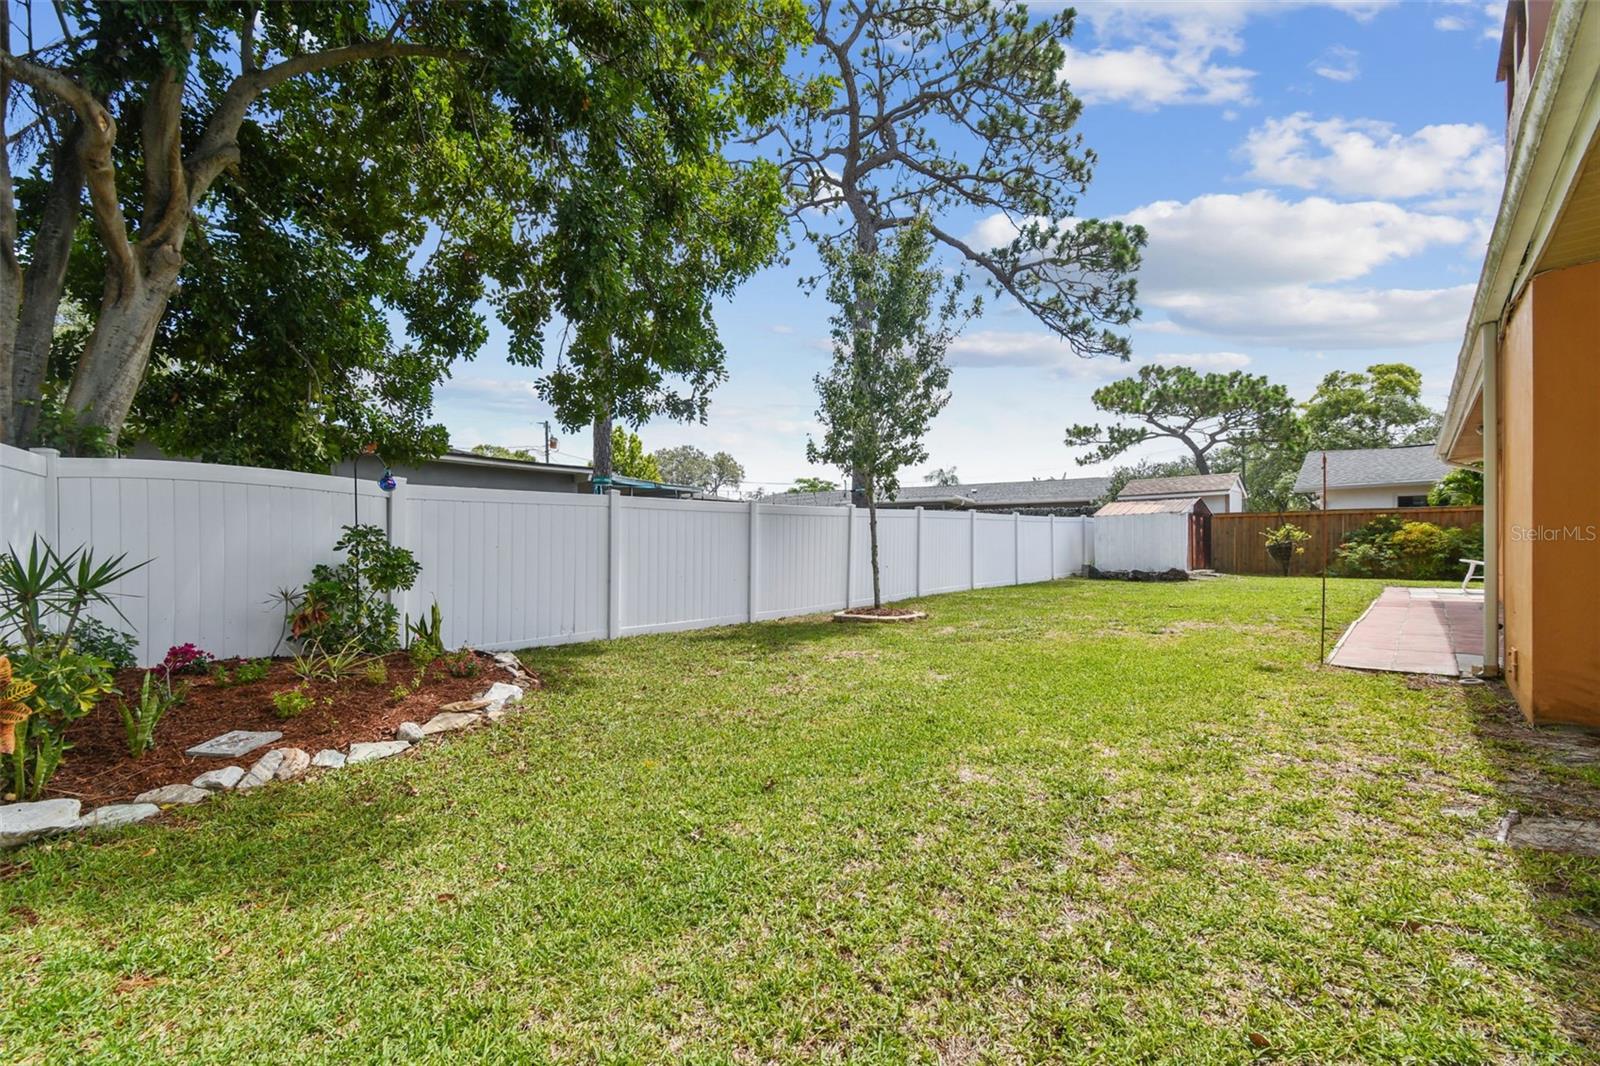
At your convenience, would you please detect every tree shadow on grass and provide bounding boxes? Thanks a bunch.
[1460,682,1600,1050]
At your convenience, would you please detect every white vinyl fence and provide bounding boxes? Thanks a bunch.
[0,443,1093,665]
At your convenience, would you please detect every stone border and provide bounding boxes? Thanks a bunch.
[1,653,537,850]
[832,609,927,623]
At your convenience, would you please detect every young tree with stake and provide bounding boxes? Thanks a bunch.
[808,220,965,610]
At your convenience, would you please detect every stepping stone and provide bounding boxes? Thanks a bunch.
[347,740,410,764]
[439,697,492,713]
[1,798,81,848]
[192,766,245,791]
[421,711,482,736]
[396,721,425,744]
[312,749,346,769]
[480,682,524,712]
[135,784,210,806]
[1505,816,1600,857]
[75,803,160,832]
[186,730,282,758]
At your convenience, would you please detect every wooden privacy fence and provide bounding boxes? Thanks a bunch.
[1210,507,1485,576]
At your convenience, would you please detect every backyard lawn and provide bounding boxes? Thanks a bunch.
[3,576,1598,1063]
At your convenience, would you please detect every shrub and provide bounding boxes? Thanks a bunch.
[160,643,215,677]
[406,601,445,665]
[74,618,138,670]
[272,686,314,720]
[444,648,480,678]
[1390,521,1453,580]
[120,671,185,757]
[286,525,421,654]
[0,538,142,799]
[234,659,272,685]
[1332,517,1483,580]
[364,660,390,686]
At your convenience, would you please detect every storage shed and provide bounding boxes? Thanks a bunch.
[1092,497,1211,572]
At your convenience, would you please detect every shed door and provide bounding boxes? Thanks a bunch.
[1188,512,1211,570]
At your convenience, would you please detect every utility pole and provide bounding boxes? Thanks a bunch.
[540,420,551,464]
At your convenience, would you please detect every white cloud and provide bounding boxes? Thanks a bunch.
[1149,351,1253,369]
[1061,44,1254,109]
[1310,45,1360,82]
[1239,113,1503,207]
[769,324,794,335]
[1152,283,1473,347]
[1434,15,1467,30]
[1062,2,1392,110]
[947,330,1126,377]
[1122,191,1474,291]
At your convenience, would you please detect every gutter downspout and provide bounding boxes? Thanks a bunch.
[1480,321,1502,678]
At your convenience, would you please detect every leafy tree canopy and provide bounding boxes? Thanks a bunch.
[924,467,959,486]
[1065,365,1296,475]
[653,445,744,495]
[787,476,838,494]
[1,0,807,465]
[1428,467,1484,506]
[1300,363,1440,451]
[609,426,661,482]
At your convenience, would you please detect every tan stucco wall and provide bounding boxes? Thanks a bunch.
[1497,262,1600,725]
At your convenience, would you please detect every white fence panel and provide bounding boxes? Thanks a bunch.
[1051,516,1091,577]
[51,457,387,663]
[755,504,848,619]
[620,496,749,635]
[920,510,972,594]
[972,514,1016,588]
[1,443,49,551]
[2,440,1106,662]
[849,507,917,606]
[408,485,608,651]
[1018,516,1053,584]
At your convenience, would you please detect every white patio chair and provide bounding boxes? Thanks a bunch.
[1460,558,1484,593]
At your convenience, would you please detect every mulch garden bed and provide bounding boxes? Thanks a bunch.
[45,651,532,807]
[833,607,927,622]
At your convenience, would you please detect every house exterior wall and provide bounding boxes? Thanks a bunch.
[1321,484,1439,510]
[1497,261,1600,725]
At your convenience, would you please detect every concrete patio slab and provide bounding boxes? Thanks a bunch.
[1328,587,1487,678]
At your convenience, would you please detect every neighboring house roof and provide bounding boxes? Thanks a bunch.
[431,449,592,479]
[767,476,1111,509]
[1095,497,1207,516]
[1119,473,1242,499]
[1291,445,1452,494]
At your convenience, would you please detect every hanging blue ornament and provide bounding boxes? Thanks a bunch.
[378,469,397,492]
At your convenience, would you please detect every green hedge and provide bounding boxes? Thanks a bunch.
[1331,515,1483,581]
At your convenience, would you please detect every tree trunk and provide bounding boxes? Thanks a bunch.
[1191,447,1211,475]
[592,411,613,481]
[9,128,86,446]
[867,492,882,609]
[0,6,19,447]
[60,249,183,449]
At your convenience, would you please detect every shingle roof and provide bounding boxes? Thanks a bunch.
[767,476,1111,509]
[1291,445,1452,494]
[1096,497,1206,516]
[1119,473,1242,498]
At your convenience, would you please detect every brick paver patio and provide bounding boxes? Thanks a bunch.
[1328,586,1486,676]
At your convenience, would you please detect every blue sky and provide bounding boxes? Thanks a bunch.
[433,0,1509,493]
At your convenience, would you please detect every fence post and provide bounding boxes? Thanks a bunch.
[914,506,925,597]
[748,497,761,622]
[969,509,978,589]
[607,489,623,639]
[1049,515,1057,579]
[843,503,855,610]
[385,475,412,623]
[1013,511,1021,585]
[29,447,60,546]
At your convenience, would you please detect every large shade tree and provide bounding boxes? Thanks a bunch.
[766,0,1144,496]
[1300,363,1441,451]
[0,0,804,460]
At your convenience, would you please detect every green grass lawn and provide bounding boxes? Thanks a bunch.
[4,577,1599,1063]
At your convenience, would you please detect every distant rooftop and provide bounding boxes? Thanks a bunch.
[1292,445,1452,494]
[1096,497,1208,516]
[1119,473,1242,499]
[768,475,1110,509]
